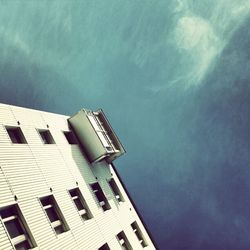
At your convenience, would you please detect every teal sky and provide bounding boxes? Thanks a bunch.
[0,1,250,249]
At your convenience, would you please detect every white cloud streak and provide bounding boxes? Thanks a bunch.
[173,0,250,88]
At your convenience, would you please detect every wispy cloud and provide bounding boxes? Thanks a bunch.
[172,0,250,88]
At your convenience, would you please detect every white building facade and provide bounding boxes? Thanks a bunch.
[0,103,156,250]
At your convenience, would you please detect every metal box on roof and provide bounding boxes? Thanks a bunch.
[68,109,125,163]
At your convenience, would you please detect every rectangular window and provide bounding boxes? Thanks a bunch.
[116,231,132,250]
[69,188,92,221]
[108,178,124,203]
[38,129,55,144]
[87,114,117,153]
[90,182,111,211]
[6,127,27,144]
[0,204,36,250]
[40,195,69,235]
[98,243,111,250]
[131,221,148,248]
[63,131,78,144]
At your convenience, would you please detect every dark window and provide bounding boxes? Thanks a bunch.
[6,127,27,144]
[5,218,23,238]
[38,129,55,144]
[69,188,92,221]
[98,243,111,250]
[64,131,78,144]
[15,241,31,250]
[0,204,36,250]
[117,231,132,250]
[46,207,59,222]
[90,182,111,211]
[108,178,124,203]
[40,195,69,235]
[131,221,148,247]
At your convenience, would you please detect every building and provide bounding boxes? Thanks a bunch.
[0,103,156,250]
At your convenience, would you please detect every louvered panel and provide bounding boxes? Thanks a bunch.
[50,129,69,145]
[20,126,42,145]
[95,209,121,242]
[1,158,48,201]
[0,167,14,206]
[25,191,77,249]
[55,191,84,231]
[10,106,46,128]
[112,202,135,227]
[108,237,125,250]
[0,221,13,250]
[0,105,16,125]
[71,220,105,250]
[108,168,155,250]
[0,144,34,159]
[0,125,11,144]
[41,112,69,131]
[56,146,96,187]
[10,106,35,126]
[49,232,78,250]
[29,147,75,190]
[18,198,76,250]
[125,223,147,250]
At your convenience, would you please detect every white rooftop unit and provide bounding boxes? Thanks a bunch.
[68,109,125,163]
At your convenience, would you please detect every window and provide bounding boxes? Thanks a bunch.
[98,243,111,250]
[38,129,55,144]
[131,221,148,248]
[0,204,36,250]
[90,182,111,211]
[69,188,92,221]
[6,127,27,144]
[116,231,132,250]
[108,178,124,203]
[87,114,117,153]
[63,131,78,144]
[40,195,69,235]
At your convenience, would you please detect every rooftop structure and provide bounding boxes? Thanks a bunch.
[0,103,156,250]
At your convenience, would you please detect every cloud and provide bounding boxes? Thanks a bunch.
[0,27,31,56]
[171,0,250,88]
[174,15,221,85]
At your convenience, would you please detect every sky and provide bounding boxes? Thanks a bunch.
[0,1,250,249]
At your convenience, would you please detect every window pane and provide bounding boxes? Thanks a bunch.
[88,116,100,131]
[8,130,19,143]
[81,213,89,221]
[64,131,78,144]
[40,196,52,206]
[6,128,26,144]
[15,241,31,250]
[45,207,59,223]
[0,206,16,219]
[69,189,77,197]
[39,130,55,144]
[109,178,124,202]
[97,132,110,147]
[54,225,64,235]
[5,218,24,239]
[98,243,111,250]
[74,199,84,211]
[91,183,110,211]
